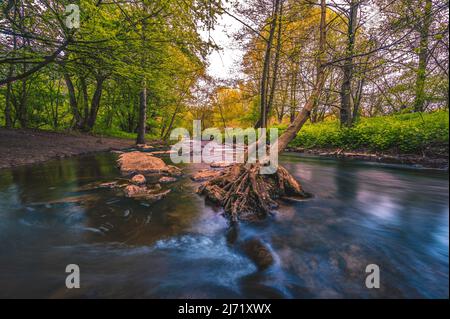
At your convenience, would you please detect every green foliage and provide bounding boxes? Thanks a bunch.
[286,111,449,154]
[92,127,158,140]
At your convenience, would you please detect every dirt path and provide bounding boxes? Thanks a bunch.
[0,128,136,169]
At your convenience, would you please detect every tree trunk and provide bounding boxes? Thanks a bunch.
[85,76,105,130]
[278,0,327,152]
[80,77,89,128]
[339,0,359,126]
[4,2,16,128]
[18,75,28,128]
[5,80,13,128]
[414,0,432,112]
[265,0,284,126]
[352,77,365,122]
[258,0,280,129]
[198,0,328,221]
[64,73,83,129]
[136,83,147,145]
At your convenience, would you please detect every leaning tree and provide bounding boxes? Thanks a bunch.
[198,0,328,222]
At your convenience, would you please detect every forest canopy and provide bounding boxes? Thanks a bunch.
[0,0,448,152]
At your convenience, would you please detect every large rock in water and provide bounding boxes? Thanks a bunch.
[117,151,181,176]
[240,238,275,271]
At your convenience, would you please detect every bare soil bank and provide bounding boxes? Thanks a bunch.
[1,128,447,171]
[0,128,135,169]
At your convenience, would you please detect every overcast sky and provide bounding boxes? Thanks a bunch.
[201,9,244,81]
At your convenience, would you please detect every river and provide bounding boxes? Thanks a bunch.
[0,152,448,298]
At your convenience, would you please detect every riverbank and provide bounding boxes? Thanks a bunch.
[1,127,448,170]
[285,146,449,170]
[0,128,137,169]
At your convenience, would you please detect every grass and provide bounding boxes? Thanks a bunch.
[280,111,449,154]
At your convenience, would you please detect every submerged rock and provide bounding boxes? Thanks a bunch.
[240,238,275,271]
[191,169,223,182]
[136,144,154,150]
[131,174,146,185]
[99,181,120,188]
[123,184,171,201]
[159,176,177,184]
[210,161,233,168]
[124,185,146,197]
[79,179,128,190]
[148,183,162,191]
[167,165,183,177]
[148,150,176,156]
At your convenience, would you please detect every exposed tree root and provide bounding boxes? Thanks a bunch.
[198,163,308,222]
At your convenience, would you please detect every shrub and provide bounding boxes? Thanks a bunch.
[287,111,449,154]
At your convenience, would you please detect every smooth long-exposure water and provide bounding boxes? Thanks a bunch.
[0,152,448,298]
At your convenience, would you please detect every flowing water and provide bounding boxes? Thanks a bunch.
[0,152,448,298]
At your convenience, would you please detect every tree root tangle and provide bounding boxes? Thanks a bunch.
[197,163,308,222]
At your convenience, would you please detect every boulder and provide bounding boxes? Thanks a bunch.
[240,238,275,271]
[131,174,146,185]
[191,169,223,182]
[117,151,180,176]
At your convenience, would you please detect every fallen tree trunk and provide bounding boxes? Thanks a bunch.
[198,0,328,222]
[199,73,325,222]
[198,75,325,222]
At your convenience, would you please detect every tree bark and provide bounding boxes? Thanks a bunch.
[5,79,13,128]
[18,73,28,128]
[64,73,83,129]
[136,83,147,145]
[258,0,280,129]
[339,0,359,126]
[86,76,105,130]
[80,77,89,127]
[265,0,284,126]
[414,0,432,112]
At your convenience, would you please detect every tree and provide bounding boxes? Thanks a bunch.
[339,0,360,126]
[198,0,328,221]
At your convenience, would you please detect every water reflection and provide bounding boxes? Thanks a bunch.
[0,153,448,298]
